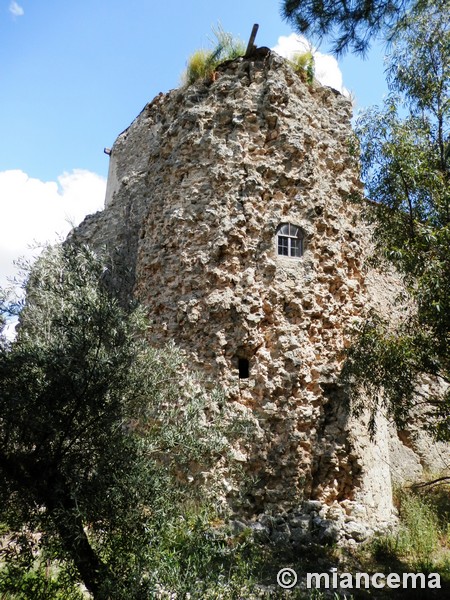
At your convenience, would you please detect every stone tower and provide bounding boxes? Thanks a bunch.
[72,50,428,535]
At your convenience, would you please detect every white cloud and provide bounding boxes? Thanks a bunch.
[272,33,348,96]
[9,1,24,17]
[272,33,311,62]
[0,169,106,287]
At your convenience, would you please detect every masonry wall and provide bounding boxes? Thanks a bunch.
[72,51,423,532]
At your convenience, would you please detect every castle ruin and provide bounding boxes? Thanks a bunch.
[72,49,448,542]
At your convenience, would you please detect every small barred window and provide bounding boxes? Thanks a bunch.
[277,223,304,258]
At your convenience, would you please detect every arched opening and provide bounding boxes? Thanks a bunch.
[276,223,304,258]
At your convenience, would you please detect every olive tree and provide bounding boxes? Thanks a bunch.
[0,243,233,599]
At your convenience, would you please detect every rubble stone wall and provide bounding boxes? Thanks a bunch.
[71,51,447,535]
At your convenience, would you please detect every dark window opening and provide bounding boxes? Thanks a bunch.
[238,358,249,379]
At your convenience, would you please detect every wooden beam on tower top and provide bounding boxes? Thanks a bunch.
[244,23,259,57]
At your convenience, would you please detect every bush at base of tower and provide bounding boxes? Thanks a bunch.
[0,242,238,599]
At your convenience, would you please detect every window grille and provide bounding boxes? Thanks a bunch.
[277,223,303,258]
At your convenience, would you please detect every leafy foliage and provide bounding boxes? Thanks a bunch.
[371,486,450,575]
[0,556,84,600]
[183,25,245,85]
[289,50,315,84]
[342,2,450,439]
[0,243,237,599]
[396,491,441,572]
[281,0,434,55]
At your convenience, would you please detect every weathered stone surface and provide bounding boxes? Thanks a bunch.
[70,50,449,533]
[232,498,375,546]
[290,527,308,542]
[288,514,310,530]
[271,530,291,546]
[343,520,370,542]
[249,521,270,543]
[302,500,323,514]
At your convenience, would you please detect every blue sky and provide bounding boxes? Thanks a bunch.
[0,0,388,288]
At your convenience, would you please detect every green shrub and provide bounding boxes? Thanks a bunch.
[143,505,258,598]
[371,488,446,574]
[290,51,315,85]
[183,25,245,85]
[184,49,216,85]
[0,559,84,600]
[397,491,441,571]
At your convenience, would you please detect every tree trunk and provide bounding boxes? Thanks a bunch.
[49,493,115,600]
[0,455,118,598]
